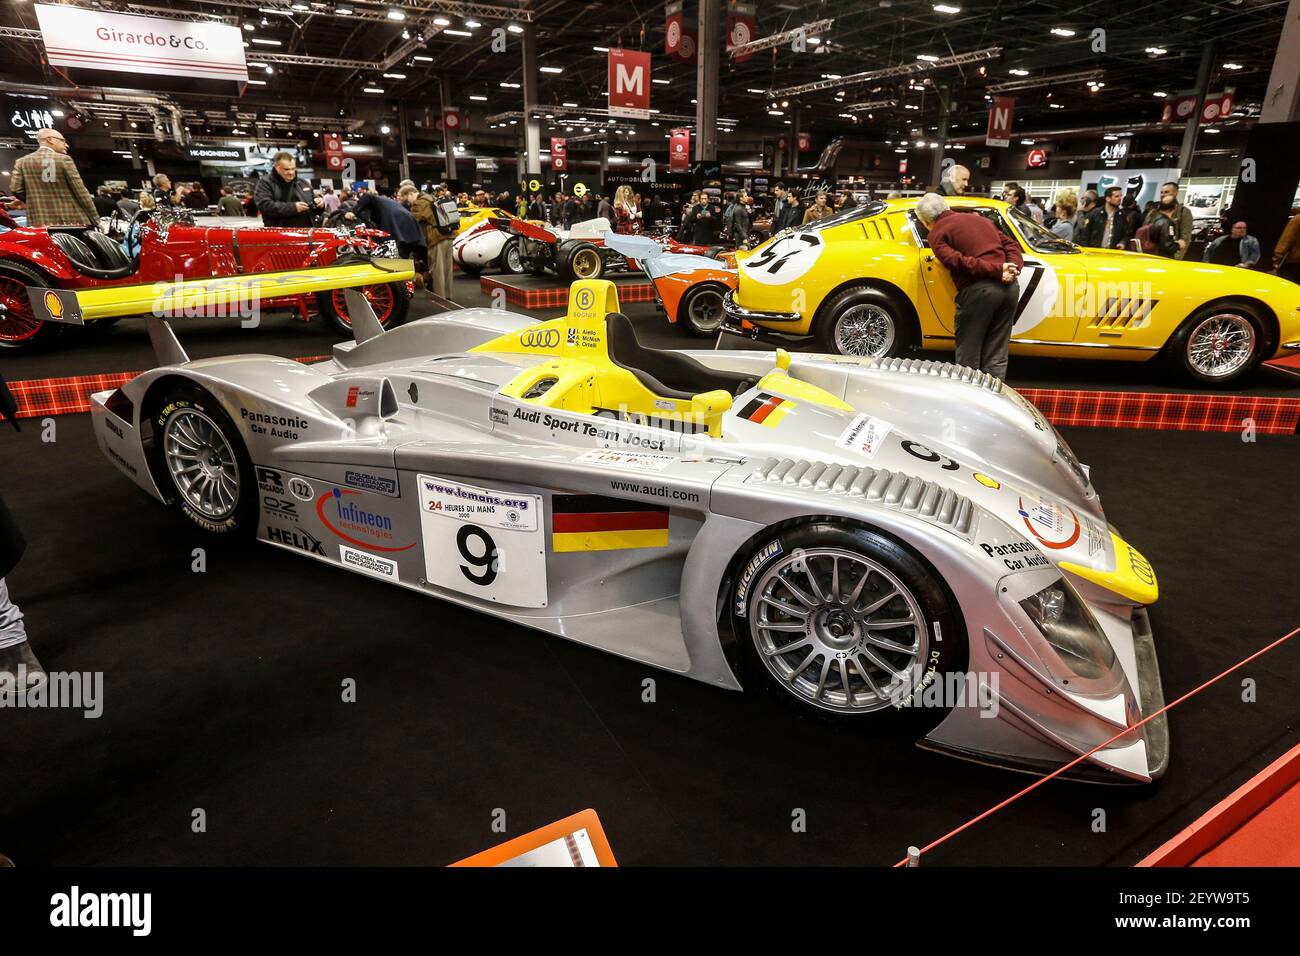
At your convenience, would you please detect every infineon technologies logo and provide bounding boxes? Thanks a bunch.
[316,487,415,552]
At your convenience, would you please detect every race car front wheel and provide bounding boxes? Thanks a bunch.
[678,283,727,337]
[733,522,965,725]
[815,286,912,358]
[499,239,525,275]
[0,262,63,352]
[1167,302,1266,386]
[317,281,411,337]
[150,384,256,535]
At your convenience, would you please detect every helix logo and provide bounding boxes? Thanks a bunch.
[520,328,561,348]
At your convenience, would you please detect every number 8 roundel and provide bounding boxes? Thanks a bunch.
[739,232,825,286]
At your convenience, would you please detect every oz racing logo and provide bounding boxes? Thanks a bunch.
[740,232,824,286]
[520,328,560,348]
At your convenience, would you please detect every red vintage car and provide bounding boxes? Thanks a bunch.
[0,206,413,351]
[488,215,725,282]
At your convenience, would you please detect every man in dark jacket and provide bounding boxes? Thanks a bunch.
[253,152,321,227]
[685,196,718,245]
[1095,186,1130,249]
[351,190,426,262]
[730,190,753,247]
[1073,190,1106,247]
[0,370,48,697]
[777,192,802,232]
[917,192,1023,379]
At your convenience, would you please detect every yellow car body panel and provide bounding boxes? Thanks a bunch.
[731,197,1300,364]
[456,206,513,235]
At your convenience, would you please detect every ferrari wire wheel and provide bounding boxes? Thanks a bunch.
[163,408,240,520]
[748,547,926,714]
[571,247,602,279]
[833,303,896,357]
[1185,312,1255,378]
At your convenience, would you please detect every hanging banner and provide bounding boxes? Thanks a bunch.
[34,3,248,83]
[675,26,698,64]
[727,2,757,63]
[551,136,568,172]
[442,107,462,132]
[669,127,691,172]
[608,48,652,119]
[797,131,811,152]
[665,1,684,57]
[323,131,345,172]
[1200,91,1234,123]
[985,95,1015,148]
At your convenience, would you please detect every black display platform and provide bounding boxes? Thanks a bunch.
[0,423,1296,866]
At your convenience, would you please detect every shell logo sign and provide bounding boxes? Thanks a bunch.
[43,290,64,320]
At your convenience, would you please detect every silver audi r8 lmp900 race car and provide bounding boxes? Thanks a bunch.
[81,274,1168,784]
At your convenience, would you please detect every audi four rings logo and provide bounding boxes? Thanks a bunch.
[521,328,561,348]
[1128,546,1155,585]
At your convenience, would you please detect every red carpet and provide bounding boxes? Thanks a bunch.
[1193,782,1300,866]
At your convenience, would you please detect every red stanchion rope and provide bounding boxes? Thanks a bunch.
[893,623,1300,867]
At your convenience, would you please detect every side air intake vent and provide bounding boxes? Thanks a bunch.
[864,357,1003,393]
[749,457,976,536]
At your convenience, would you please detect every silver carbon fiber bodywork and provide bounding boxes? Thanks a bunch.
[91,298,1168,783]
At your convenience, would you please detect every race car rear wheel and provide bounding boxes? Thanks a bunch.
[318,281,411,337]
[0,262,63,352]
[558,242,604,281]
[499,238,525,274]
[678,283,727,337]
[1167,301,1266,386]
[733,522,965,723]
[150,384,256,535]
[815,286,913,358]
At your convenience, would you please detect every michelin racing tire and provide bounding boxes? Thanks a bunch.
[150,383,257,536]
[732,522,966,727]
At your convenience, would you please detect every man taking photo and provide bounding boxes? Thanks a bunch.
[254,152,322,227]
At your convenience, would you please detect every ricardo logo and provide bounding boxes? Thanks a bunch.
[42,290,63,319]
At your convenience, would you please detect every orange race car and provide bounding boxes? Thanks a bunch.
[603,233,739,337]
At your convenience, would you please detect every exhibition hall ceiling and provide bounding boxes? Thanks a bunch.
[1,0,1284,140]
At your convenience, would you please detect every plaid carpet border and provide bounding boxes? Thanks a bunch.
[8,366,1300,435]
[8,355,331,420]
[1017,388,1300,435]
[479,275,655,309]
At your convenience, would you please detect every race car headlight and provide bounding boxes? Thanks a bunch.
[1019,580,1116,680]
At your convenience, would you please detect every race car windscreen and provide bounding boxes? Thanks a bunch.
[1007,206,1080,255]
[797,200,888,233]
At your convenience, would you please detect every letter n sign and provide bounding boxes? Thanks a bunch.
[986,96,1015,148]
[608,48,651,119]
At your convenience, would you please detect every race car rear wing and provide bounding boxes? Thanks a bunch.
[26,258,415,327]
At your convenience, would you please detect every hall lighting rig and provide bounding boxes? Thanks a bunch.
[772,46,1001,97]
[987,68,1105,94]
[726,17,835,57]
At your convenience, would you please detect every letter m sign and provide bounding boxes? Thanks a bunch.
[608,48,651,119]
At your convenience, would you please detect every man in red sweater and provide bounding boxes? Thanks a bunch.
[916,193,1023,379]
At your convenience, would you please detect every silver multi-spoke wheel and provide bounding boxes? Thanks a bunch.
[502,240,523,273]
[833,304,896,357]
[1186,312,1255,378]
[747,547,926,714]
[163,409,240,520]
[685,289,724,334]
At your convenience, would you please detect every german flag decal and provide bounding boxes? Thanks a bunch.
[551,494,669,552]
[737,392,796,428]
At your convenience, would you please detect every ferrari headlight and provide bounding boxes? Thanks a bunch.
[1019,580,1116,679]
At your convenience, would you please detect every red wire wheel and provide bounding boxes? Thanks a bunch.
[330,283,395,328]
[0,272,48,347]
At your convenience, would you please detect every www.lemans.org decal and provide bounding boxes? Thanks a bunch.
[315,487,416,552]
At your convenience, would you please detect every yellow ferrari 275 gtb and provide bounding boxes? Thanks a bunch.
[722,196,1300,385]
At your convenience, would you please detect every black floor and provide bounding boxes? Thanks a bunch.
[5,272,1300,396]
[1,416,1297,866]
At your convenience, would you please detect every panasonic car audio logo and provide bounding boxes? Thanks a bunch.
[520,328,561,348]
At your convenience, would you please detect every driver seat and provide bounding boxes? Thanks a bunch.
[50,230,138,280]
[605,312,755,399]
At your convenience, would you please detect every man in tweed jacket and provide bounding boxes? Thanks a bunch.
[10,128,98,227]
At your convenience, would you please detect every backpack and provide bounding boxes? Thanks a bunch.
[432,195,459,235]
[1137,214,1176,256]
